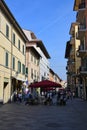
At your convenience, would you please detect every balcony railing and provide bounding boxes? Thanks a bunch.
[67,59,75,64]
[82,67,87,71]
[66,72,75,75]
[79,44,85,51]
[77,44,87,57]
[79,24,86,30]
[79,2,85,9]
[79,66,87,73]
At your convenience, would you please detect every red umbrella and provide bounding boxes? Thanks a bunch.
[29,80,62,88]
[43,87,55,91]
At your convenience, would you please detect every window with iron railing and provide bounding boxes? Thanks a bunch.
[81,67,87,71]
[79,38,85,50]
[79,0,85,9]
[79,24,86,30]
[79,44,85,50]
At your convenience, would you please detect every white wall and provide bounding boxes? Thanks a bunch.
[36,47,50,81]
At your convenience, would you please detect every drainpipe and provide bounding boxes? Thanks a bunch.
[10,24,13,102]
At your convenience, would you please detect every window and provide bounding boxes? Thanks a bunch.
[37,59,39,66]
[31,55,33,62]
[18,61,21,73]
[12,57,15,70]
[34,57,36,64]
[6,24,9,38]
[26,67,28,75]
[37,72,39,81]
[31,33,36,39]
[5,52,8,67]
[22,45,25,54]
[22,64,25,74]
[31,68,33,79]
[34,70,36,79]
[18,40,20,50]
[12,33,15,44]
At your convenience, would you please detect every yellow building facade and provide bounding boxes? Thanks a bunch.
[0,0,27,103]
[69,23,81,96]
[65,22,81,96]
[73,0,87,99]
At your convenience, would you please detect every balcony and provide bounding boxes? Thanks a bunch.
[67,59,75,65]
[79,66,87,74]
[78,45,87,57]
[79,24,86,30]
[78,44,87,57]
[66,71,76,76]
[79,2,86,10]
[77,10,85,23]
[76,24,86,39]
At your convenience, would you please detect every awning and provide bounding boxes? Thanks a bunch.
[12,76,26,82]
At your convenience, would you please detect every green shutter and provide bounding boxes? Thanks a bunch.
[5,52,8,67]
[18,61,21,73]
[12,57,15,70]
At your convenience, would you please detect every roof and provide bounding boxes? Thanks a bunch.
[49,68,55,75]
[23,29,50,59]
[0,0,28,42]
[73,0,81,11]
[26,46,41,58]
[23,29,37,41]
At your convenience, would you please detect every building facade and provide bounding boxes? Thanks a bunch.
[65,22,81,96]
[0,0,27,103]
[23,29,41,84]
[23,29,50,83]
[73,0,87,99]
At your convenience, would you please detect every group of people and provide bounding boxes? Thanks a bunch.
[13,87,33,104]
[57,90,67,105]
[12,86,75,106]
[56,90,75,105]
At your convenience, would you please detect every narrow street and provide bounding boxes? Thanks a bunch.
[0,98,87,130]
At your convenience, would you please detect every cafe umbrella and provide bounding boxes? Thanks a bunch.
[29,80,62,88]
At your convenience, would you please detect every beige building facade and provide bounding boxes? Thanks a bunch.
[26,45,41,84]
[65,22,81,96]
[49,68,61,84]
[23,30,41,84]
[0,0,28,103]
[49,68,55,82]
[73,0,87,99]
[23,29,50,83]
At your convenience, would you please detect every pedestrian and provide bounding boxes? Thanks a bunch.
[18,91,22,103]
[13,90,17,102]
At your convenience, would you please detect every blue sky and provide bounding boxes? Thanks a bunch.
[5,0,76,81]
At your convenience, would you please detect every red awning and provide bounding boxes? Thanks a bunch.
[29,80,62,88]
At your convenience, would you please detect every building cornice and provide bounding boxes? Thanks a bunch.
[0,0,28,42]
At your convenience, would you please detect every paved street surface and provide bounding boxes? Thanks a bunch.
[0,98,87,130]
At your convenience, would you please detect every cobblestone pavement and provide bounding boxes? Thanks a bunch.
[0,98,87,130]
